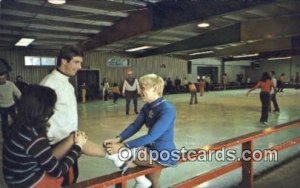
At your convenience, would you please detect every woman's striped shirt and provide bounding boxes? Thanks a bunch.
[2,126,81,187]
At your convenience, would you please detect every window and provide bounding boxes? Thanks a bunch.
[25,56,40,66]
[41,57,56,66]
[106,58,129,67]
[24,56,56,66]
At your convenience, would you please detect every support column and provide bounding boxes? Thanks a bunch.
[221,58,225,82]
[242,141,254,188]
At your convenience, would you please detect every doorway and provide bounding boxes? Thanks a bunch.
[197,66,218,83]
[76,70,100,100]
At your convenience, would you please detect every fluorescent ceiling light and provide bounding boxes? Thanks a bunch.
[15,38,35,46]
[48,0,66,5]
[228,43,243,47]
[215,47,224,50]
[267,56,291,61]
[233,53,259,58]
[189,50,214,56]
[197,22,210,28]
[125,46,152,52]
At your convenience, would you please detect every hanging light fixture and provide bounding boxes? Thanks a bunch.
[197,22,210,28]
[48,0,66,5]
[15,38,35,47]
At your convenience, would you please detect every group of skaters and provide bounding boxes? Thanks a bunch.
[188,70,284,126]
[163,75,211,94]
[1,45,177,188]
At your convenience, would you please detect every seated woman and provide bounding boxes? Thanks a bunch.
[104,73,178,188]
[2,85,88,188]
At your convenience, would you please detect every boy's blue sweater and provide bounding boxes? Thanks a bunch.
[120,97,178,166]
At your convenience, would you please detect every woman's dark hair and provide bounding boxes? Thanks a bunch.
[7,85,57,137]
[260,72,271,82]
[57,45,84,66]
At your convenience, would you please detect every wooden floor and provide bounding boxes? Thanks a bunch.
[1,89,300,187]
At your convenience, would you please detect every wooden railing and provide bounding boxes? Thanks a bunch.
[68,120,300,188]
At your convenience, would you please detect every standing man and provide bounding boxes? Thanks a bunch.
[277,73,285,92]
[295,72,300,89]
[0,58,21,138]
[174,76,181,93]
[222,73,228,90]
[122,70,140,115]
[269,71,280,113]
[40,45,106,186]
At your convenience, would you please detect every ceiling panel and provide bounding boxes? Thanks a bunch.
[0,0,299,61]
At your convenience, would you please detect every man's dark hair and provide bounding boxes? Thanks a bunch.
[57,45,84,66]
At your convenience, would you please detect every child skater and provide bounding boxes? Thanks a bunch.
[188,82,198,104]
[111,82,121,104]
[104,73,178,188]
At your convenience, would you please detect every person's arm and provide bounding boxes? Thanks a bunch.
[124,105,175,149]
[104,137,122,146]
[247,81,260,96]
[104,107,148,154]
[26,136,83,178]
[119,107,146,141]
[52,134,74,159]
[271,81,276,93]
[122,80,127,95]
[12,83,21,98]
[81,140,106,157]
[55,131,107,157]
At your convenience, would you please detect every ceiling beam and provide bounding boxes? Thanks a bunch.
[0,9,113,26]
[150,0,273,30]
[216,37,292,57]
[135,23,241,57]
[0,12,103,34]
[15,0,129,17]
[186,37,297,60]
[0,29,88,40]
[79,0,273,52]
[241,15,300,41]
[223,49,300,62]
[81,9,153,51]
[1,25,91,37]
[103,0,147,7]
[0,20,99,34]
